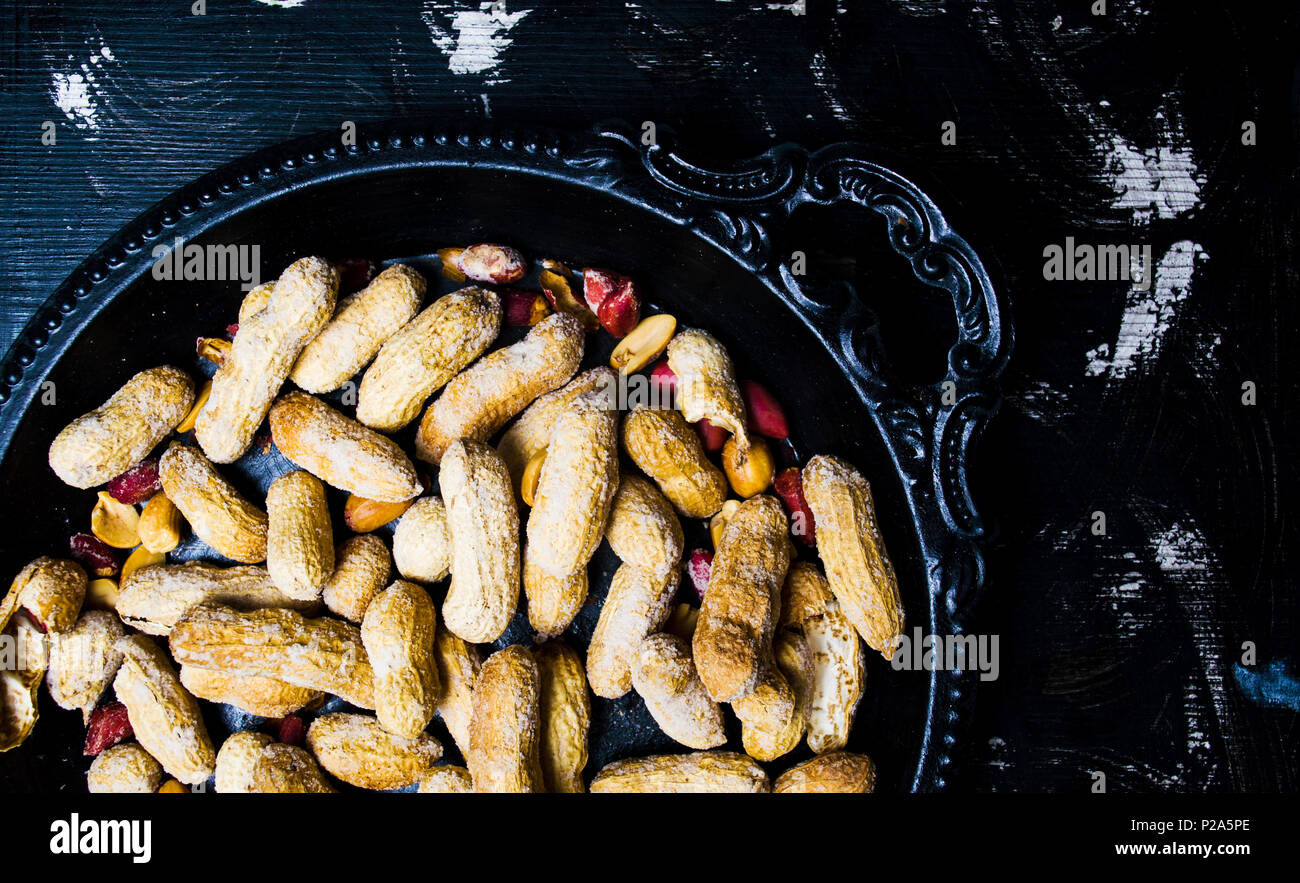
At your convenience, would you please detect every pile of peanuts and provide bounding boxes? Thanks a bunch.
[1,245,904,793]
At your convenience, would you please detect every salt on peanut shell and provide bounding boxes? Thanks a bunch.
[321,534,391,623]
[356,286,501,432]
[361,581,441,739]
[266,470,335,602]
[195,256,338,463]
[269,391,422,503]
[415,311,584,465]
[116,560,317,636]
[290,263,426,394]
[159,443,269,563]
[112,634,216,786]
[439,440,520,645]
[48,365,194,489]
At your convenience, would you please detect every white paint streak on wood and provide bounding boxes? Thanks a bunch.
[809,51,852,124]
[420,1,532,81]
[1104,132,1204,223]
[50,43,119,135]
[1085,240,1205,379]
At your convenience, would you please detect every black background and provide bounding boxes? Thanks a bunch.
[1,0,1296,791]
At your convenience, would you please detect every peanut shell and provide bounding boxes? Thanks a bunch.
[266,470,335,601]
[307,712,441,790]
[46,610,125,723]
[416,311,584,464]
[5,556,87,634]
[534,640,590,793]
[361,581,440,739]
[604,473,684,579]
[525,389,619,585]
[622,406,727,519]
[666,328,750,454]
[321,534,391,623]
[270,391,421,503]
[497,367,614,490]
[117,561,317,636]
[0,614,46,752]
[731,662,798,762]
[252,742,336,793]
[214,730,274,793]
[159,444,268,563]
[112,634,216,785]
[290,263,425,393]
[169,603,375,709]
[692,495,790,703]
[804,596,867,754]
[773,752,876,793]
[467,645,543,793]
[802,455,905,657]
[631,633,726,750]
[87,743,164,794]
[392,497,451,584]
[179,666,321,718]
[356,287,501,432]
[590,751,769,793]
[196,256,338,462]
[432,626,481,757]
[586,562,679,700]
[48,366,195,488]
[439,440,520,644]
[418,765,474,793]
[521,553,588,640]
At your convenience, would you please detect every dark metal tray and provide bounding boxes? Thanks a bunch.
[0,121,1009,792]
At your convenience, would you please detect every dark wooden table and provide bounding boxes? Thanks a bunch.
[2,0,1295,791]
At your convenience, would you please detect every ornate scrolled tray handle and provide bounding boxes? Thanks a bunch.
[598,122,1010,595]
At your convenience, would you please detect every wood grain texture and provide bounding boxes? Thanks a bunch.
[0,0,1295,791]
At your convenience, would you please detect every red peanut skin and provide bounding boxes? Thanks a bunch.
[106,459,161,505]
[774,468,816,547]
[742,381,789,440]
